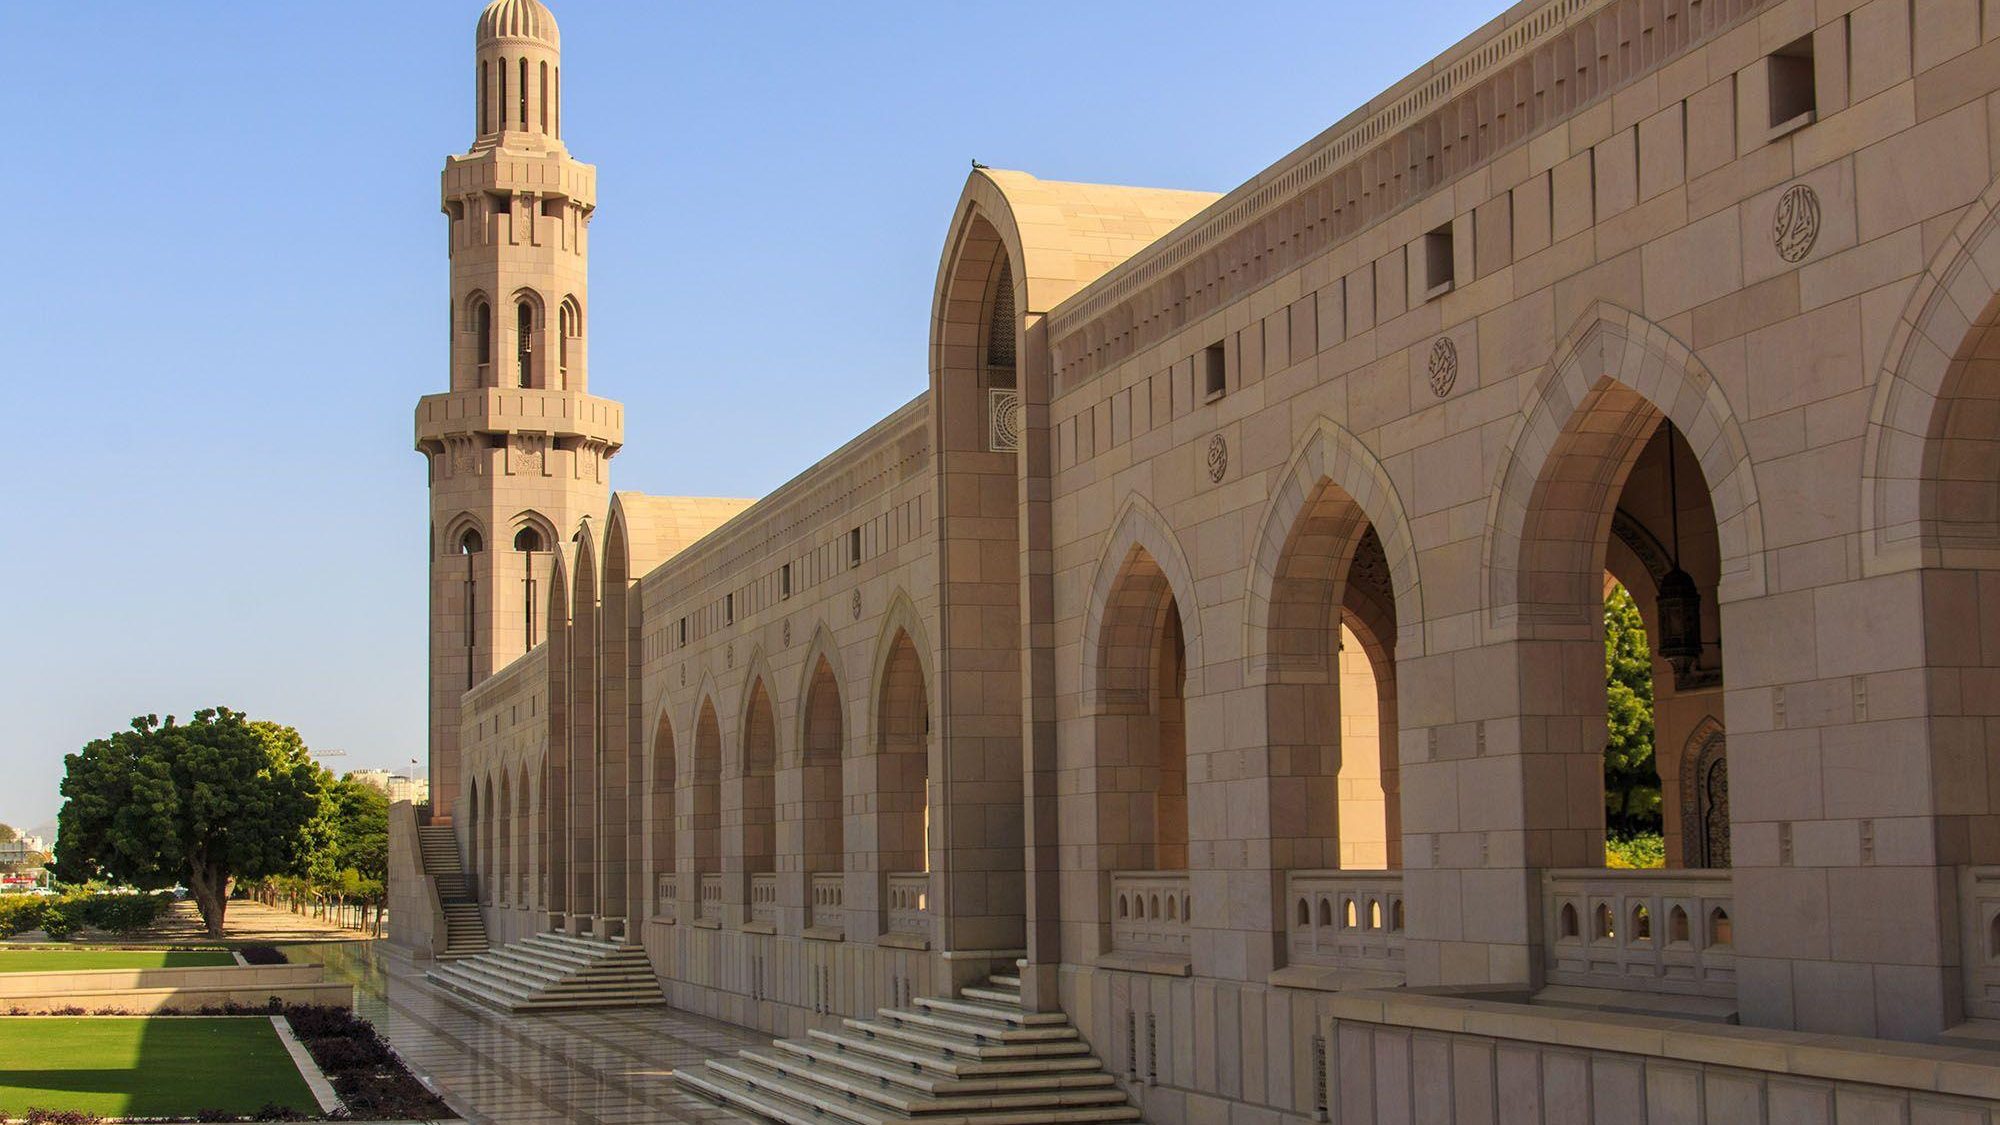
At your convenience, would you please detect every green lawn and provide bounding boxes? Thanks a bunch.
[0,1017,316,1117]
[0,948,236,973]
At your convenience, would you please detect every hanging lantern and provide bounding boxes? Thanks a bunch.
[1655,417,1704,679]
[1656,564,1703,677]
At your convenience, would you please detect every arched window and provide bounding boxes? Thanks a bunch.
[498,58,508,129]
[539,62,549,132]
[473,300,492,373]
[558,297,581,384]
[458,528,483,554]
[1559,902,1579,939]
[513,527,543,552]
[554,67,560,137]
[515,526,542,651]
[479,61,490,134]
[518,58,529,132]
[516,300,533,387]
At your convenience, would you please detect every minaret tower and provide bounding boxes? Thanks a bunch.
[416,0,621,819]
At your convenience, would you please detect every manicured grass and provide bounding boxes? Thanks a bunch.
[0,948,235,973]
[0,1016,317,1117]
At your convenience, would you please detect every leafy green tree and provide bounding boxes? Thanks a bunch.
[303,776,389,930]
[1604,583,1662,838]
[0,823,16,843]
[53,708,325,937]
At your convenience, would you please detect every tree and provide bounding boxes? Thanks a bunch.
[304,776,390,932]
[53,708,325,937]
[0,823,16,843]
[1603,583,1662,838]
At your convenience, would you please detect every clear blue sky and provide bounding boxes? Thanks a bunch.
[1,1,1498,834]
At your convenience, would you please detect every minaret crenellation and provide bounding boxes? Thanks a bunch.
[418,0,620,819]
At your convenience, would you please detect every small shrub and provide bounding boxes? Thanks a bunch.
[25,1110,106,1125]
[0,895,47,937]
[308,1035,392,1071]
[251,1104,309,1121]
[193,1109,235,1123]
[1606,832,1666,869]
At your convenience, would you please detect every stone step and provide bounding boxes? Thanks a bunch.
[804,1029,1107,1080]
[843,1018,1090,1061]
[987,974,1021,989]
[684,1061,1139,1125]
[958,986,1020,1006]
[911,996,1071,1028]
[775,1037,1118,1097]
[731,1049,1131,1117]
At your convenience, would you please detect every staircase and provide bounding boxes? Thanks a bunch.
[417,823,488,959]
[426,930,666,1012]
[677,965,1139,1125]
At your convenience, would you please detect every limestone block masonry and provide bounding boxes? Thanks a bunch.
[390,0,2000,1120]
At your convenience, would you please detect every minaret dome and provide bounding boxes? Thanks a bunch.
[477,0,560,50]
[473,0,563,147]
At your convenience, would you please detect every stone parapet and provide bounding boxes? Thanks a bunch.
[414,387,623,449]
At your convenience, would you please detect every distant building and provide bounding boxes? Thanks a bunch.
[346,769,429,806]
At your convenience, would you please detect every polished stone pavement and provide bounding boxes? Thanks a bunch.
[301,940,766,1124]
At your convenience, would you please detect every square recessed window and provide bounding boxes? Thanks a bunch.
[1768,35,1816,134]
[1202,342,1226,402]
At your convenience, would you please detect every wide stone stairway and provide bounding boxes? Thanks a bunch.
[416,823,489,959]
[676,965,1139,1125]
[426,930,666,1012]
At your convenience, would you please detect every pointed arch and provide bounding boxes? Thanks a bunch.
[1862,172,2000,573]
[867,590,935,736]
[1244,416,1425,676]
[733,650,780,887]
[1482,303,1766,636]
[542,543,574,914]
[688,677,725,882]
[566,524,601,917]
[646,702,677,916]
[1079,494,1203,713]
[796,623,847,880]
[442,512,489,557]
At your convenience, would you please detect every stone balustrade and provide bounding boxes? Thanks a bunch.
[698,873,723,924]
[809,872,843,933]
[1542,868,1734,997]
[1111,870,1192,957]
[887,872,931,942]
[750,872,779,928]
[1961,866,2000,1018]
[1285,869,1404,970]
[655,873,676,922]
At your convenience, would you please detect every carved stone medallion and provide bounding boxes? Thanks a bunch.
[851,589,864,620]
[782,619,792,647]
[1427,337,1459,398]
[1772,184,1821,264]
[1206,435,1229,483]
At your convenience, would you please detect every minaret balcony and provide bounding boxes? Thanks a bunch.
[414,386,622,450]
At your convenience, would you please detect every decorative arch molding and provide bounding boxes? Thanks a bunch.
[733,646,779,779]
[793,622,847,765]
[1243,415,1425,681]
[442,511,489,555]
[1078,494,1204,713]
[866,589,937,744]
[508,286,547,315]
[1861,171,2000,574]
[647,698,678,760]
[686,672,724,784]
[1678,715,1729,870]
[509,509,558,551]
[1481,303,1766,639]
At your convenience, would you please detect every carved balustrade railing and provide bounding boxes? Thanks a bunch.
[887,872,931,942]
[1111,870,1192,957]
[1542,868,1734,997]
[810,873,844,933]
[1285,870,1404,969]
[1961,867,2000,1018]
[655,873,677,923]
[750,872,779,928]
[698,873,724,923]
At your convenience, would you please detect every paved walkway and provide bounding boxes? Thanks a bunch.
[302,940,767,1124]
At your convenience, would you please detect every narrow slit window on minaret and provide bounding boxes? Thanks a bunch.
[554,67,560,138]
[474,300,492,380]
[516,301,534,387]
[479,61,490,134]
[516,527,543,652]
[519,59,529,132]
[498,58,508,129]
[539,63,549,133]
